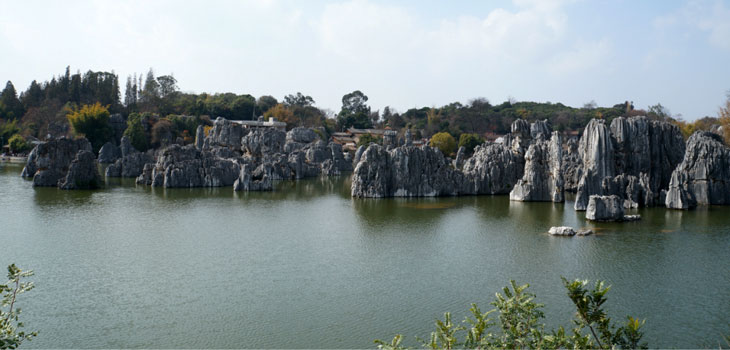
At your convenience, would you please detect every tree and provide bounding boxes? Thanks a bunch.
[430,132,457,156]
[124,75,137,108]
[231,95,256,120]
[458,133,484,154]
[0,81,24,120]
[66,102,113,152]
[375,278,647,350]
[8,134,29,154]
[357,133,380,147]
[156,75,178,99]
[0,264,37,349]
[256,95,278,115]
[124,113,149,152]
[337,91,372,130]
[263,104,294,126]
[283,92,315,107]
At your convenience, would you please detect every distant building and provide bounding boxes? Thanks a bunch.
[229,117,286,131]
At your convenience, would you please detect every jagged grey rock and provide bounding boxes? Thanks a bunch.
[97,142,121,163]
[242,128,285,156]
[204,117,248,150]
[120,135,136,158]
[141,144,240,188]
[106,151,155,178]
[286,127,317,144]
[586,195,624,221]
[195,125,205,150]
[548,226,576,236]
[109,113,126,145]
[665,131,730,209]
[511,119,530,139]
[576,229,593,236]
[510,132,564,202]
[462,142,522,195]
[21,137,92,187]
[453,146,466,170]
[233,164,273,191]
[351,145,470,197]
[59,150,102,190]
[404,129,413,146]
[353,145,366,165]
[530,119,551,139]
[562,137,582,192]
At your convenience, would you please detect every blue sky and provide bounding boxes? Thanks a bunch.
[1,0,728,120]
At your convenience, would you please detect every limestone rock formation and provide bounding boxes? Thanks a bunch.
[59,150,103,190]
[575,117,685,210]
[21,137,92,187]
[462,142,522,195]
[665,131,730,209]
[109,113,126,145]
[530,119,551,139]
[203,117,248,150]
[97,142,121,164]
[510,132,564,202]
[138,144,240,188]
[351,145,469,197]
[242,128,285,156]
[453,146,467,170]
[561,137,582,192]
[195,125,205,150]
[233,164,273,191]
[586,195,624,221]
[549,226,576,236]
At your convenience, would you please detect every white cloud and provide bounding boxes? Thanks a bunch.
[654,0,730,51]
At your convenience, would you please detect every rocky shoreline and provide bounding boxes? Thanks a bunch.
[20,115,730,217]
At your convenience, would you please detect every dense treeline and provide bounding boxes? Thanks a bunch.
[1,66,728,155]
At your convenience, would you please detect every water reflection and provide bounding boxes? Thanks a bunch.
[33,186,96,207]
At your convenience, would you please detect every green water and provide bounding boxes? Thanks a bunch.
[0,163,728,348]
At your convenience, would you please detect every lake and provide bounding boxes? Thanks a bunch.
[1,163,728,348]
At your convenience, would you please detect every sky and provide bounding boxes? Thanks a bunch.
[0,0,729,120]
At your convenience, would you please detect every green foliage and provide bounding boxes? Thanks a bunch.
[357,134,380,147]
[0,82,24,120]
[430,132,456,156]
[124,113,149,151]
[66,102,113,152]
[0,120,20,146]
[0,265,37,349]
[375,278,647,350]
[338,91,372,130]
[7,134,29,154]
[457,133,484,154]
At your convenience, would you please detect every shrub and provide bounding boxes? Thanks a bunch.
[458,133,484,154]
[357,133,380,147]
[0,264,37,349]
[8,134,29,154]
[430,132,456,156]
[66,102,113,152]
[375,278,647,350]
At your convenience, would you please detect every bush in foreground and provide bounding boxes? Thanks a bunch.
[375,278,647,349]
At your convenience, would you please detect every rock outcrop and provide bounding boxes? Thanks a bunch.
[136,144,240,188]
[530,119,551,139]
[549,226,576,236]
[510,132,564,202]
[586,195,624,221]
[665,131,730,209]
[351,145,469,197]
[97,142,121,163]
[195,125,205,150]
[21,137,92,187]
[574,117,684,210]
[462,142,523,195]
[59,150,102,190]
[203,117,248,150]
[106,137,155,178]
[242,128,285,156]
[561,137,582,192]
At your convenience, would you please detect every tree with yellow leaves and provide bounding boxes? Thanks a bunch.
[66,102,112,152]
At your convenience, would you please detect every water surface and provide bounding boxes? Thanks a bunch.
[0,163,728,348]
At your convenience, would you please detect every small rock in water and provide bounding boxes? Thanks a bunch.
[548,226,576,236]
[576,229,594,236]
[623,214,641,222]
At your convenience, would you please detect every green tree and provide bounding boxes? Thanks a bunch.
[337,91,372,130]
[123,113,149,151]
[0,82,24,120]
[376,278,647,350]
[7,134,29,154]
[0,264,37,349]
[66,102,113,152]
[430,132,456,156]
[256,95,278,115]
[458,133,484,154]
[357,133,380,147]
[283,92,315,107]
